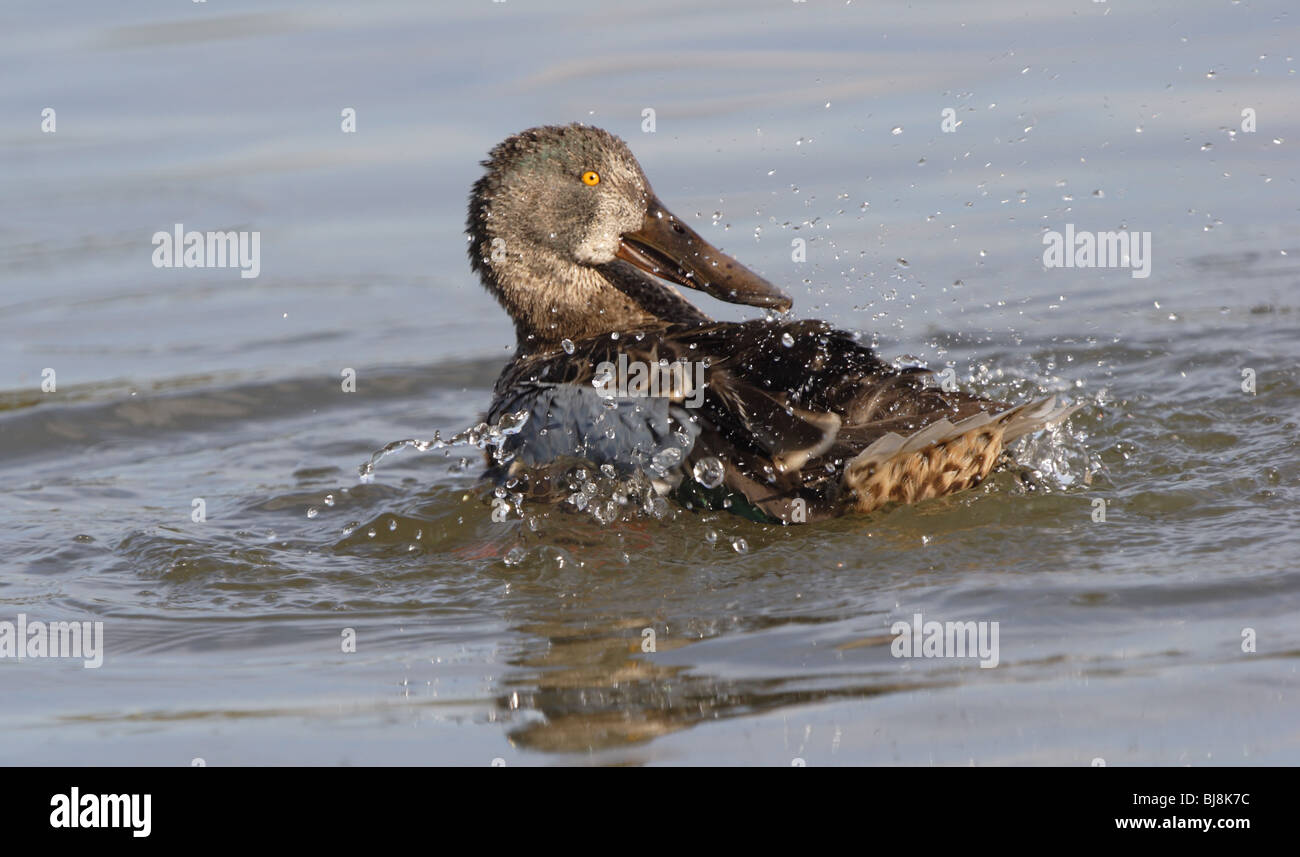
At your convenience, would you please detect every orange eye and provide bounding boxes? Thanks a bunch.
[581,170,600,186]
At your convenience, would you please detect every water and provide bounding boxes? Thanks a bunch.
[2,0,1298,764]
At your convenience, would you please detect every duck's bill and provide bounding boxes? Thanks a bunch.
[616,196,792,311]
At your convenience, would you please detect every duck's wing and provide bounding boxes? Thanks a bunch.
[675,319,1081,520]
[656,320,972,520]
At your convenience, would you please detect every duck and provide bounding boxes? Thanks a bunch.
[466,123,1078,524]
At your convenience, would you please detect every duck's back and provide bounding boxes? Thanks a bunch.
[483,319,1076,522]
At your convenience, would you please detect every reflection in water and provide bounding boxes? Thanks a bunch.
[495,611,949,754]
[503,617,694,751]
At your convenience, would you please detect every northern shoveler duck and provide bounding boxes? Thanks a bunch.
[467,124,1077,524]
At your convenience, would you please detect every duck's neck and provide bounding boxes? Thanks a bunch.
[475,247,711,354]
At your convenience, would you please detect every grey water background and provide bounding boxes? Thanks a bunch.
[1,0,1297,764]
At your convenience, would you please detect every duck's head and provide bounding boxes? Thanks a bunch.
[468,124,790,350]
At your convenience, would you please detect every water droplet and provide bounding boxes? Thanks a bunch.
[561,338,575,354]
[306,507,319,519]
[504,546,526,566]
[781,332,795,347]
[651,447,682,474]
[732,538,749,554]
[890,126,903,135]
[692,457,726,488]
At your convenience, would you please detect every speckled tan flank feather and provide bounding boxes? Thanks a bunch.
[843,396,1079,513]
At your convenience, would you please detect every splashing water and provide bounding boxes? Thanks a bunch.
[356,410,529,483]
[1010,409,1102,491]
[556,464,675,526]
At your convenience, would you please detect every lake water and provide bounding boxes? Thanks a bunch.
[2,0,1298,764]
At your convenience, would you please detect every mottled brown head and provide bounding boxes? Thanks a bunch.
[467,124,790,350]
